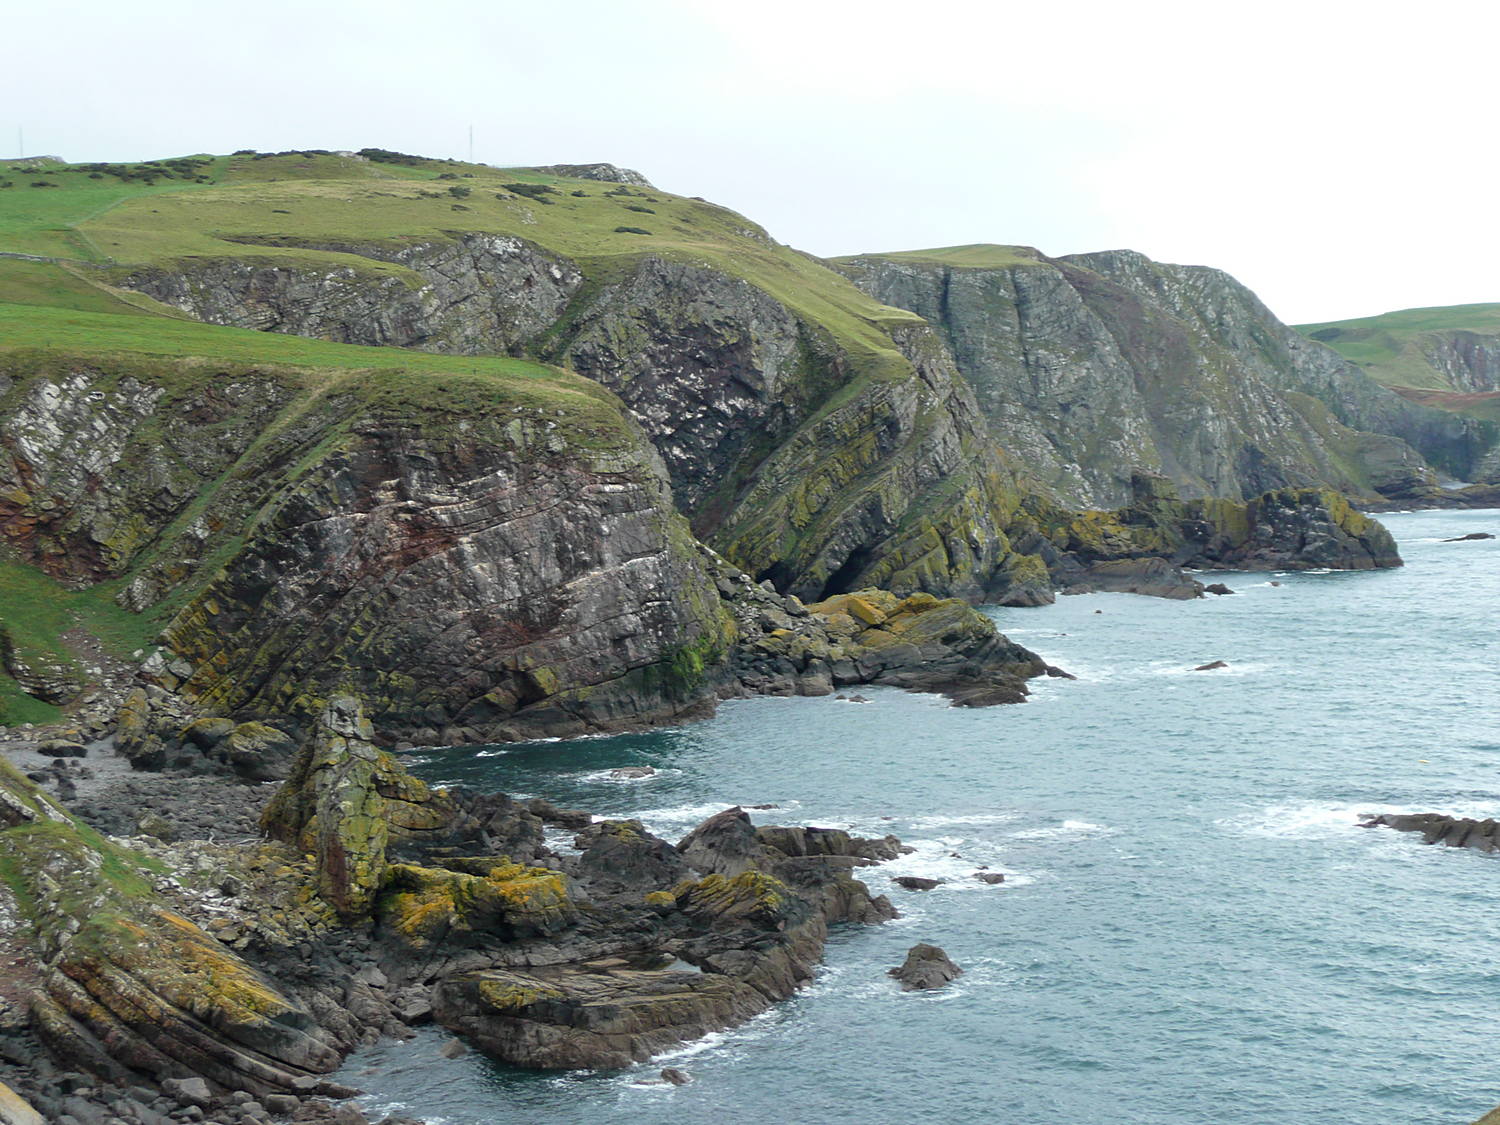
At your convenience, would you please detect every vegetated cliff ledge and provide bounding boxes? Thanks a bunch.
[834,246,1498,509]
[0,350,1059,750]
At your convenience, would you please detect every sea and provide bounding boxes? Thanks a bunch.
[339,508,1500,1125]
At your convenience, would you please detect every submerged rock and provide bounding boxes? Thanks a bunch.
[888,944,963,991]
[1194,660,1229,671]
[1443,531,1495,542]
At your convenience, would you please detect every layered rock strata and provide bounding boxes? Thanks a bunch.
[836,248,1489,506]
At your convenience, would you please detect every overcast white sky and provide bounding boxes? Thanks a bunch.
[6,0,1494,323]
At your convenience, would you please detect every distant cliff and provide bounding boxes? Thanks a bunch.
[835,246,1494,506]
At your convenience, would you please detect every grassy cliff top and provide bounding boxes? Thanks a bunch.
[0,148,922,382]
[1296,303,1500,390]
[833,243,1046,270]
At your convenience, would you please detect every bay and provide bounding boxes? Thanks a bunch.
[344,508,1500,1125]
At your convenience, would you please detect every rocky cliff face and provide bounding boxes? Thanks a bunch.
[123,234,583,357]
[836,249,1485,506]
[1,354,1061,748]
[118,242,1047,604]
[1067,251,1494,487]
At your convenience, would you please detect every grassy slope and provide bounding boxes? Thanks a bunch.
[832,243,1046,270]
[66,159,920,379]
[1296,304,1500,391]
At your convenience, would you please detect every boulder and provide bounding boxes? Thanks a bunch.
[179,716,235,749]
[160,1077,212,1108]
[574,819,692,890]
[381,860,576,951]
[1194,660,1229,671]
[893,876,942,891]
[888,943,963,991]
[608,766,656,779]
[974,872,1006,885]
[134,811,175,841]
[36,739,87,758]
[220,721,298,782]
[1204,583,1235,595]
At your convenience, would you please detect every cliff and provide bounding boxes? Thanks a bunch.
[1298,304,1500,483]
[835,246,1494,506]
[0,151,1408,742]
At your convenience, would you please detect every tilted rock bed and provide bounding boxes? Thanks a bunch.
[0,698,908,1121]
[1360,812,1500,852]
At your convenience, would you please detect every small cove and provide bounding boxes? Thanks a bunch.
[344,508,1500,1125]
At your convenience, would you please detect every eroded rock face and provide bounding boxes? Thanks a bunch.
[121,234,583,356]
[163,410,731,745]
[836,249,1483,506]
[0,366,291,585]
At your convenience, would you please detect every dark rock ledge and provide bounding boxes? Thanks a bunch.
[1359,812,1500,852]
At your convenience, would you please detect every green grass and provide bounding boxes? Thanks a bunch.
[0,556,157,724]
[0,150,925,386]
[0,258,153,314]
[0,158,231,260]
[1296,303,1500,391]
[835,243,1046,270]
[69,164,920,378]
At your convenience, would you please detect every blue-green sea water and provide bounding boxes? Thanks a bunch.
[343,508,1500,1125]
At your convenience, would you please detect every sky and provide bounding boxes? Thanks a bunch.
[5,0,1495,324]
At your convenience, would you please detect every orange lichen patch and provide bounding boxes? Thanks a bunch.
[380,861,574,950]
[475,976,566,1012]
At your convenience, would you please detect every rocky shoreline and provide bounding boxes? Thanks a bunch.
[0,695,932,1124]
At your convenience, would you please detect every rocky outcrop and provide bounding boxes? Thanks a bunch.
[430,806,898,1069]
[260,697,455,917]
[1035,473,1401,591]
[835,248,1487,506]
[121,234,583,356]
[0,757,349,1100]
[889,943,963,991]
[527,163,653,187]
[1359,812,1500,851]
[715,558,1059,704]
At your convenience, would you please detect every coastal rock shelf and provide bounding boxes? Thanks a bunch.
[0,698,909,1117]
